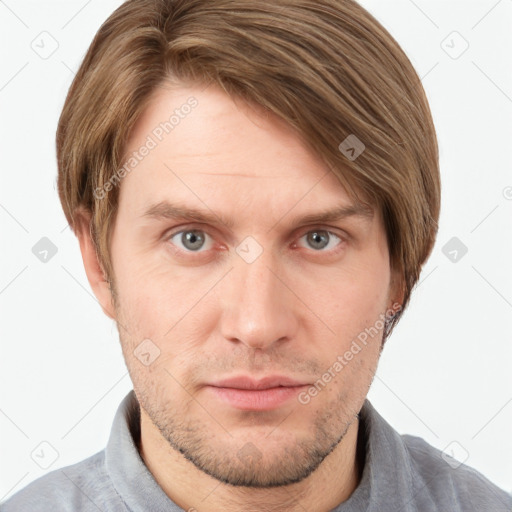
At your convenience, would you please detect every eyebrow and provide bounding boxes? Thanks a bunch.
[141,200,374,230]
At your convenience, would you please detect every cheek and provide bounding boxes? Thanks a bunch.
[310,256,390,333]
[113,256,221,356]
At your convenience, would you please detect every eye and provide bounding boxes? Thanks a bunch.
[167,229,214,252]
[166,227,345,256]
[296,229,344,252]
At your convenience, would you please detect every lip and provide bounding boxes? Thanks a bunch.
[205,375,310,411]
[210,375,309,390]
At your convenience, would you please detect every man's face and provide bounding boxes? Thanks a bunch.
[107,83,398,487]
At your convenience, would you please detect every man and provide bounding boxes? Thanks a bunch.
[2,0,510,510]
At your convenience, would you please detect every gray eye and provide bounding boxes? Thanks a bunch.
[307,231,329,250]
[170,230,212,252]
[183,231,204,251]
[299,230,342,251]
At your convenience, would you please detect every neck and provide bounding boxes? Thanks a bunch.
[138,410,363,512]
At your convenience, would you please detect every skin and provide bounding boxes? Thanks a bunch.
[78,82,403,512]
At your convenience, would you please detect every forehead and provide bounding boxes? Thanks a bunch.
[117,83,374,226]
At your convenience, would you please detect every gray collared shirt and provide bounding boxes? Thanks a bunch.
[1,390,511,511]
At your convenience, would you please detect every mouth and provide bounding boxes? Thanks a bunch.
[205,375,310,411]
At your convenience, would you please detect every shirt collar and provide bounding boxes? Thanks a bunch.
[105,390,181,511]
[335,398,415,511]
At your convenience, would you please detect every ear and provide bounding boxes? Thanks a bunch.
[75,209,116,320]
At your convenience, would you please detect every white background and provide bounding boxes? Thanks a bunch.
[1,0,511,503]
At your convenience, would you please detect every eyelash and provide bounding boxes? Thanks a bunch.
[164,226,348,257]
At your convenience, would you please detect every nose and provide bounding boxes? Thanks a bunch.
[219,246,298,351]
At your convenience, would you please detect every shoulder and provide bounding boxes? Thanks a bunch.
[0,450,126,512]
[402,434,512,511]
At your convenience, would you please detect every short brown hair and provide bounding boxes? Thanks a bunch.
[57,0,440,341]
